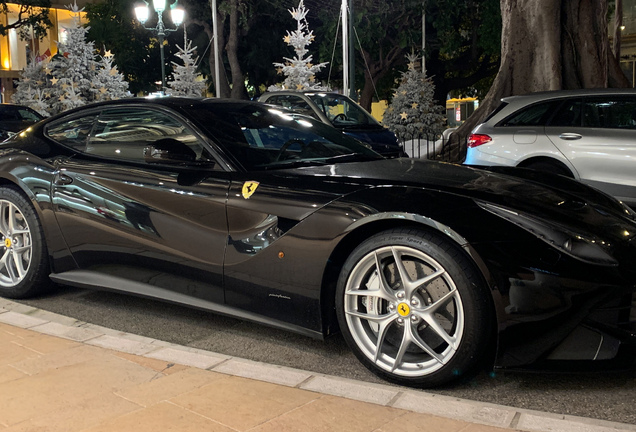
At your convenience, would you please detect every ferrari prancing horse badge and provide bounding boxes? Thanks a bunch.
[242,181,259,199]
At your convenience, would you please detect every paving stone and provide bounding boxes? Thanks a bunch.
[30,321,103,342]
[392,391,517,429]
[212,358,311,387]
[146,347,228,369]
[86,335,161,355]
[0,312,48,329]
[300,374,399,406]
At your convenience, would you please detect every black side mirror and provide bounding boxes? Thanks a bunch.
[144,138,197,164]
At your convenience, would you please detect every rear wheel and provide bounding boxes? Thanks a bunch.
[336,228,492,388]
[0,186,49,299]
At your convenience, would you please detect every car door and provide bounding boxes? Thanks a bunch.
[545,96,636,204]
[47,106,230,304]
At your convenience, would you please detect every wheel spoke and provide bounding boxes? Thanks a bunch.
[0,249,10,273]
[7,203,17,233]
[416,310,458,350]
[4,251,19,283]
[346,309,395,324]
[413,269,446,293]
[410,326,445,364]
[12,245,31,255]
[391,324,411,372]
[0,202,9,236]
[391,247,415,297]
[424,287,458,313]
[373,315,397,364]
[374,251,399,301]
[10,250,26,279]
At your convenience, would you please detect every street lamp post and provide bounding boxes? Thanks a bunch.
[134,0,185,94]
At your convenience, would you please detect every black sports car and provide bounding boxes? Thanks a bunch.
[0,97,635,388]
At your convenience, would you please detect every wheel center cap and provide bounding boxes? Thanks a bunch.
[397,302,410,317]
[4,238,11,248]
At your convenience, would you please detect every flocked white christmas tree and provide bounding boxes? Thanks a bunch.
[268,0,329,91]
[382,54,445,139]
[92,49,130,102]
[12,2,131,115]
[168,38,206,97]
[47,2,99,114]
[12,57,52,116]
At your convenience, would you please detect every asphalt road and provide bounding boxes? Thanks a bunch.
[16,284,636,426]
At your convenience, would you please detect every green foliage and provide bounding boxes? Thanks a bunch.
[85,0,173,94]
[0,0,52,38]
[318,0,424,89]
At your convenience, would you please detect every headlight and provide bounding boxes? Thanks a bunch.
[477,201,617,266]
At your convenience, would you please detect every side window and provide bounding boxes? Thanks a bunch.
[45,115,98,150]
[584,98,636,129]
[86,108,213,163]
[17,109,42,122]
[548,99,582,127]
[500,101,555,126]
[0,107,19,121]
[265,96,284,106]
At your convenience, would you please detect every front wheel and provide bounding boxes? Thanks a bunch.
[0,186,50,299]
[336,228,492,388]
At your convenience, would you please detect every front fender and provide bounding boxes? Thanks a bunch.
[0,149,76,273]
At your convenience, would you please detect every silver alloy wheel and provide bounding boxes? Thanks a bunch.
[344,245,464,377]
[0,199,32,287]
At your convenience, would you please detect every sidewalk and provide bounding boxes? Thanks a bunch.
[1,301,634,432]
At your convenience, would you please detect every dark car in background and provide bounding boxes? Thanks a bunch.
[0,97,636,388]
[259,91,406,157]
[0,104,44,141]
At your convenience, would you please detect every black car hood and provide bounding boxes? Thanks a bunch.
[288,158,632,232]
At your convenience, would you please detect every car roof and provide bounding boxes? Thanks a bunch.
[501,88,636,104]
[41,97,265,122]
[261,91,342,97]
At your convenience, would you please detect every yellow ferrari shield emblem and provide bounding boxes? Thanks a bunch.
[4,238,10,248]
[397,303,410,317]
[242,181,260,199]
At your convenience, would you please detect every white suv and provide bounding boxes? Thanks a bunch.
[464,89,636,206]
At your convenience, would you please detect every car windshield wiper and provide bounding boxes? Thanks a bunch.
[258,153,381,170]
[322,153,383,163]
[259,159,330,170]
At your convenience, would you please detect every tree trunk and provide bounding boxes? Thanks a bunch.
[226,0,247,100]
[358,46,403,112]
[447,0,629,163]
[614,0,623,59]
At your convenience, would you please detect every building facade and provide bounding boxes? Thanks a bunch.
[0,1,89,102]
[619,0,636,86]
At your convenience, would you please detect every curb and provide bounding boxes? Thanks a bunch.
[1,298,634,432]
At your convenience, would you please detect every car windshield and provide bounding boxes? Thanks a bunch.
[306,93,381,128]
[184,103,383,171]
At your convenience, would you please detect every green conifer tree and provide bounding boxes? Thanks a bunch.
[383,54,445,140]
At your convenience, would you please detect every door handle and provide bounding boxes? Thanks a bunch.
[558,133,582,140]
[54,173,73,186]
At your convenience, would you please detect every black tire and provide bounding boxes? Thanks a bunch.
[336,228,493,388]
[0,186,50,299]
[523,160,574,178]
